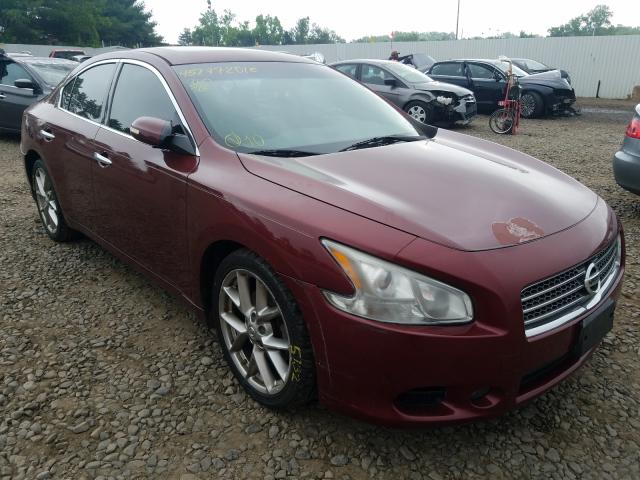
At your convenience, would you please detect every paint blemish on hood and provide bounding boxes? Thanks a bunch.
[492,218,545,246]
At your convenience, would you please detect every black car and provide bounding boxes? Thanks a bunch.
[511,58,571,85]
[0,51,76,133]
[332,59,477,126]
[427,59,576,118]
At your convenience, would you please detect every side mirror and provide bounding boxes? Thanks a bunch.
[384,78,398,88]
[130,116,172,147]
[14,78,36,90]
[130,116,196,156]
[494,72,503,82]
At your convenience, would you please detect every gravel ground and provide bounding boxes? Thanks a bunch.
[1,101,640,480]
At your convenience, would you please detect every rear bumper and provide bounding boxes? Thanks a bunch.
[613,149,640,195]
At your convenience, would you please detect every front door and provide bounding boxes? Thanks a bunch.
[92,62,197,288]
[360,64,404,107]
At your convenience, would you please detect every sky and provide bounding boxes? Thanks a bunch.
[145,0,639,44]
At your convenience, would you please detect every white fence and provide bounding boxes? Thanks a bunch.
[4,36,640,99]
[256,35,640,99]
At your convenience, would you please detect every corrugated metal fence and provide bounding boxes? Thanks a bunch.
[256,36,640,99]
[4,37,639,98]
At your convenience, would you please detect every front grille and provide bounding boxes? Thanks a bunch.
[521,239,619,329]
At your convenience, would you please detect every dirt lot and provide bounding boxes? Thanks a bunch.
[1,100,639,480]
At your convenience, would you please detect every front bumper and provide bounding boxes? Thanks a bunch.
[613,149,640,195]
[550,89,576,113]
[283,201,623,426]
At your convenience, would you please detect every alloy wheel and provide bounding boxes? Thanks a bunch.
[34,167,59,234]
[407,105,427,123]
[218,269,291,396]
[521,94,536,118]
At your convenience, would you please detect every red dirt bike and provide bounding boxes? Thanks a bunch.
[489,58,522,135]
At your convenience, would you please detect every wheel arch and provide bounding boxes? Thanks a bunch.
[24,149,41,196]
[405,92,436,108]
[199,239,246,316]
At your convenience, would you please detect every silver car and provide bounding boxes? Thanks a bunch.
[613,104,640,195]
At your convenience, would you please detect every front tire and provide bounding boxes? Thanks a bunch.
[404,100,434,124]
[211,249,316,408]
[520,91,543,118]
[31,159,75,242]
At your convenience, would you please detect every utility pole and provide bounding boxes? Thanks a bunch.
[456,0,461,40]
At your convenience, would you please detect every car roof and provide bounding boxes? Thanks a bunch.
[89,47,318,66]
[331,59,396,66]
[15,57,77,66]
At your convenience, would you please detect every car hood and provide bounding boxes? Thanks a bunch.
[412,81,473,97]
[237,129,598,251]
[519,70,571,89]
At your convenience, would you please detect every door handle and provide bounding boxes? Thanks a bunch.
[0,93,6,100]
[39,129,55,141]
[93,152,112,167]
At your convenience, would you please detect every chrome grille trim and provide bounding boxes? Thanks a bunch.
[522,238,620,337]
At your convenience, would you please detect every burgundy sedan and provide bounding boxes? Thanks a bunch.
[20,47,624,425]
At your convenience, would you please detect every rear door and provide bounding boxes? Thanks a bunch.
[0,60,39,131]
[467,62,505,109]
[39,62,117,228]
[428,62,470,89]
[91,62,197,287]
[360,64,406,107]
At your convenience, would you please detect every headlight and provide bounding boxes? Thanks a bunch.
[321,239,473,325]
[435,95,453,105]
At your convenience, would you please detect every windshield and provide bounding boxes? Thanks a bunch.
[384,62,433,83]
[25,61,75,86]
[175,62,422,155]
[493,61,529,77]
[518,59,549,71]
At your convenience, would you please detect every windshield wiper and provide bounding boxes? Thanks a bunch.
[248,149,321,158]
[339,135,426,152]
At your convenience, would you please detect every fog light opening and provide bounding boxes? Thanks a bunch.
[470,386,493,408]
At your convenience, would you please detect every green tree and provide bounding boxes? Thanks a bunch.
[178,28,193,46]
[0,0,161,46]
[548,4,613,36]
[308,23,344,44]
[290,17,310,44]
[192,9,220,46]
[253,14,283,45]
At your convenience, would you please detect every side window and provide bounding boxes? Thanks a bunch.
[66,63,116,121]
[0,61,32,86]
[108,64,179,134]
[430,63,464,77]
[60,78,76,110]
[468,63,497,79]
[335,64,358,79]
[361,65,394,86]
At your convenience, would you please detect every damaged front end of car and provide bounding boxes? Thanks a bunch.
[433,92,477,125]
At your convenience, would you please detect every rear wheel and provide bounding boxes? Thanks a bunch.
[520,91,543,118]
[31,159,75,242]
[212,249,316,408]
[404,101,433,124]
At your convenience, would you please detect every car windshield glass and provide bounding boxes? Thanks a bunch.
[493,61,529,77]
[384,62,433,83]
[25,61,75,86]
[174,62,422,155]
[520,59,549,70]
